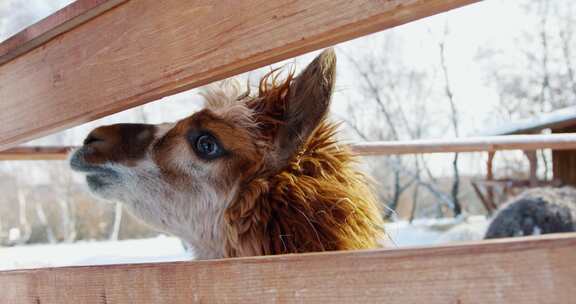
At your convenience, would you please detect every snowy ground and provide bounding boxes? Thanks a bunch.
[0,235,192,271]
[0,216,489,271]
[385,215,489,247]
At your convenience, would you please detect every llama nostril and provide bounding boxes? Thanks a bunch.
[84,134,105,145]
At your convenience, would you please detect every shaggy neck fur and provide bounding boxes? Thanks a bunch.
[223,122,385,257]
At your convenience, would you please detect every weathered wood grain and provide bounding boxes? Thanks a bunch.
[0,146,73,160]
[0,0,480,151]
[1,233,575,303]
[0,0,127,65]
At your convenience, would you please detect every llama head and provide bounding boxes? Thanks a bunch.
[70,49,341,258]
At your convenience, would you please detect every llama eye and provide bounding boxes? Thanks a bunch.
[193,134,224,160]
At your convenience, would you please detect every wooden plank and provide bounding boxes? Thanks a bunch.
[0,146,73,160]
[552,126,576,186]
[1,233,575,303]
[0,0,481,151]
[351,133,576,155]
[0,0,128,65]
[4,133,576,160]
[486,151,496,209]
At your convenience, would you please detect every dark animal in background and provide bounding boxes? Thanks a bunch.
[485,187,576,239]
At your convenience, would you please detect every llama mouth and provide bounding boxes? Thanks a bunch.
[69,148,120,192]
[69,148,116,175]
[86,173,119,192]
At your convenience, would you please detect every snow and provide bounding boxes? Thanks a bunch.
[0,217,489,271]
[384,216,489,247]
[478,105,576,136]
[0,235,191,271]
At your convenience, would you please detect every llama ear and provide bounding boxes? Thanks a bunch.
[276,48,336,161]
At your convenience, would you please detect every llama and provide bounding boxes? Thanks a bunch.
[484,187,576,239]
[70,49,385,259]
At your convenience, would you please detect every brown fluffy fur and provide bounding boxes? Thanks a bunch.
[223,62,384,257]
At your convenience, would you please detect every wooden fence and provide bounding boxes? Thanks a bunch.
[1,0,575,303]
[1,234,575,303]
[3,133,576,160]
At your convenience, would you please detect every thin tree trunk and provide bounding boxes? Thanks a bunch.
[439,26,462,216]
[559,29,576,98]
[537,0,551,110]
[36,203,56,244]
[109,203,123,241]
[451,153,461,216]
[409,157,421,222]
[389,169,401,215]
[59,171,77,242]
[58,198,70,242]
[409,184,420,222]
[16,187,31,244]
[539,149,549,181]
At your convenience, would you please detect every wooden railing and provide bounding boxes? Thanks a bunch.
[1,234,575,303]
[0,0,480,151]
[1,1,575,303]
[2,133,576,160]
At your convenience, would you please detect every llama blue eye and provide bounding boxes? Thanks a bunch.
[193,133,224,160]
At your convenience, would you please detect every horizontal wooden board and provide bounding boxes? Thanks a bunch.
[0,0,127,65]
[352,133,576,155]
[3,133,576,160]
[1,233,575,303]
[0,0,480,151]
[0,146,73,160]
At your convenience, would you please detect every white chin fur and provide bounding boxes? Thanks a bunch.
[85,160,231,260]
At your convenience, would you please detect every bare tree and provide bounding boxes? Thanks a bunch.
[482,0,576,113]
[109,202,123,241]
[35,203,56,244]
[338,38,457,219]
[478,0,576,182]
[56,166,76,242]
[438,26,462,216]
[15,184,31,244]
[342,50,419,217]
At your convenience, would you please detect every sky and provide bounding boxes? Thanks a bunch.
[0,0,564,178]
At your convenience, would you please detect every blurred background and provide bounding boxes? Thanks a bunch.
[1,0,575,268]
